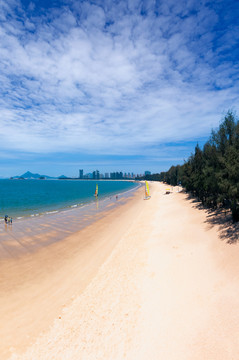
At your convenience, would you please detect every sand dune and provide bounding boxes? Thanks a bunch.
[1,182,239,359]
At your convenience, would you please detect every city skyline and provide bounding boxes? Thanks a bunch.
[8,169,151,179]
[79,169,151,179]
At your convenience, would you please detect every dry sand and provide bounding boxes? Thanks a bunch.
[1,182,239,359]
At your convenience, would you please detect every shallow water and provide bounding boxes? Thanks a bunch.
[0,179,138,219]
[0,184,141,259]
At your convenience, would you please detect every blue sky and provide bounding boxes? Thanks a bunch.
[0,0,238,177]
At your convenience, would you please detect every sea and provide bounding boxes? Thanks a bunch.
[0,179,139,220]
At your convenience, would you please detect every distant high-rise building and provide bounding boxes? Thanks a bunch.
[116,172,123,179]
[79,169,83,179]
[83,173,93,179]
[105,173,109,179]
[145,171,151,176]
[110,172,123,179]
[93,170,100,180]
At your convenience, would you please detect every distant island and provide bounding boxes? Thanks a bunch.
[11,171,58,180]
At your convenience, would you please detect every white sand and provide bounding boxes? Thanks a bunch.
[2,182,239,359]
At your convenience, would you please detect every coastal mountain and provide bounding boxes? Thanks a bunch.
[21,171,42,179]
[12,171,56,179]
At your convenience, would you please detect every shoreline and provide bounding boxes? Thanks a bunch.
[0,180,141,221]
[0,183,142,260]
[0,184,145,359]
[2,181,239,359]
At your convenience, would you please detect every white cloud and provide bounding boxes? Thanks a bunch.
[0,0,238,159]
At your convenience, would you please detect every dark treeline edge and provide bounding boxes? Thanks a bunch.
[137,111,239,222]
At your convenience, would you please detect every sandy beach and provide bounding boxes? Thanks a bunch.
[1,181,239,359]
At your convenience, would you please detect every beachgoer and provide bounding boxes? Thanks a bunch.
[4,215,8,224]
[10,218,12,224]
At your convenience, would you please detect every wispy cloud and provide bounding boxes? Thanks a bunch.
[0,0,238,174]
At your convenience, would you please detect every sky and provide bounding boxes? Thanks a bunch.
[0,0,238,177]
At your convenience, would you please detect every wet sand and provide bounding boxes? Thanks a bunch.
[1,182,239,359]
[0,190,134,259]
[0,189,140,359]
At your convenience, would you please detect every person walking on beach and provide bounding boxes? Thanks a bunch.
[4,216,12,225]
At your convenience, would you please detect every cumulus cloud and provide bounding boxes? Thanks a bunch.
[0,0,238,161]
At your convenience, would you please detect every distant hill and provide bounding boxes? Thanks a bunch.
[12,171,57,179]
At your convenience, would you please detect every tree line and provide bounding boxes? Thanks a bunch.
[139,111,239,222]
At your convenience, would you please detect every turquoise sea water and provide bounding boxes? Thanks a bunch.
[0,179,138,219]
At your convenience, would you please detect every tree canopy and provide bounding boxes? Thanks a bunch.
[138,111,239,222]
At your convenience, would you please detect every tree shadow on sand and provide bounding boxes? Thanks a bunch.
[183,193,239,244]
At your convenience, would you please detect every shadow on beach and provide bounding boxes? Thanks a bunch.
[183,193,239,244]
